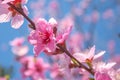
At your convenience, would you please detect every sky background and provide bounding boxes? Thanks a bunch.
[0,0,120,79]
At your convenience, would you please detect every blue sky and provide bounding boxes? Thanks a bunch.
[0,0,120,79]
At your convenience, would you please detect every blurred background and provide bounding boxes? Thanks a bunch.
[0,0,120,79]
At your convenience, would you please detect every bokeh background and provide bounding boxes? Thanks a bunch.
[0,0,120,79]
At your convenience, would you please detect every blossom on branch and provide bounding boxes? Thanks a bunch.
[20,56,49,80]
[28,18,72,56]
[73,46,105,63]
[93,62,116,80]
[28,18,56,56]
[0,0,28,29]
[10,37,28,57]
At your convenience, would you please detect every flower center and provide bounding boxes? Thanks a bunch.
[13,0,21,4]
[39,32,51,44]
[8,0,22,17]
[35,63,42,72]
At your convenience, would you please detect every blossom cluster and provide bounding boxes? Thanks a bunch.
[0,0,120,80]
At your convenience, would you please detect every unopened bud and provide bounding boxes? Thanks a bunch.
[49,18,57,27]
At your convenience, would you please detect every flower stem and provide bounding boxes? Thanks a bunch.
[7,2,36,30]
[7,1,94,76]
[57,44,94,75]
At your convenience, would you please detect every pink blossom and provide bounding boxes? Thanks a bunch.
[56,25,72,44]
[2,0,14,4]
[50,63,60,79]
[28,18,56,56]
[81,71,90,80]
[94,62,116,72]
[114,69,120,80]
[73,46,105,62]
[20,56,49,79]
[0,0,28,29]
[10,37,28,56]
[28,18,72,56]
[10,37,25,47]
[94,62,116,80]
[12,46,28,57]
[51,54,72,80]
[95,72,112,80]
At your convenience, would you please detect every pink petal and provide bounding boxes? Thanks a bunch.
[105,62,116,69]
[12,46,28,56]
[22,5,29,15]
[73,53,86,62]
[2,0,14,4]
[10,37,25,47]
[33,45,44,56]
[36,18,48,31]
[22,0,28,4]
[48,18,57,27]
[28,31,37,45]
[95,72,112,80]
[45,40,55,53]
[88,45,95,58]
[94,51,105,60]
[57,26,72,43]
[11,15,24,29]
[0,5,11,23]
[24,70,33,76]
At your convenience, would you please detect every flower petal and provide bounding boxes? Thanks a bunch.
[22,0,28,4]
[12,46,28,56]
[49,18,57,27]
[22,5,29,15]
[94,51,105,60]
[11,15,24,29]
[57,26,72,43]
[2,0,14,4]
[88,45,95,58]
[33,45,44,56]
[73,53,86,62]
[0,5,11,23]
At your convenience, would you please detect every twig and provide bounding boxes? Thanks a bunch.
[7,1,94,76]
[7,2,36,30]
[57,44,94,75]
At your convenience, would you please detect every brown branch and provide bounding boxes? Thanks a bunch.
[57,44,94,75]
[7,1,94,76]
[7,2,36,30]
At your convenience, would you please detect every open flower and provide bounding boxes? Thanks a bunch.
[28,18,72,56]
[93,62,116,80]
[28,18,56,56]
[56,25,72,44]
[10,37,28,57]
[0,0,28,29]
[20,56,49,79]
[73,46,105,62]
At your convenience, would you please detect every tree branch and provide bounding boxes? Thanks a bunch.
[7,2,36,30]
[57,44,94,75]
